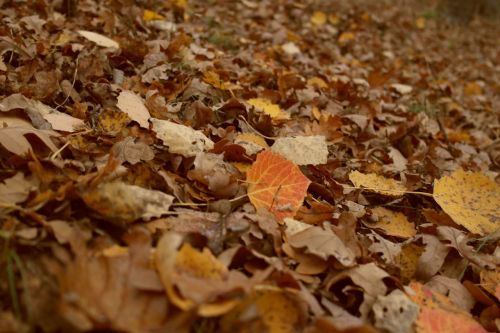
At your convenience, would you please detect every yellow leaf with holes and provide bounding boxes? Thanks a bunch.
[247,98,290,121]
[338,31,355,44]
[369,207,416,239]
[349,171,406,197]
[202,70,240,90]
[416,17,426,29]
[463,82,482,96]
[143,9,164,21]
[433,169,499,236]
[311,11,327,26]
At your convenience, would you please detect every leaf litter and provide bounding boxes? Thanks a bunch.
[1,0,499,332]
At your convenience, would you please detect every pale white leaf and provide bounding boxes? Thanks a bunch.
[151,118,214,157]
[116,90,150,128]
[77,30,119,49]
[271,135,328,165]
[390,83,413,95]
[0,126,59,155]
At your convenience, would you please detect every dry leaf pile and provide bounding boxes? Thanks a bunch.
[0,0,499,332]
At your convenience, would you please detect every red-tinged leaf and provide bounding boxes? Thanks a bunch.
[247,150,310,221]
[417,307,487,333]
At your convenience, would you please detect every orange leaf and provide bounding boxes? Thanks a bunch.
[247,151,310,221]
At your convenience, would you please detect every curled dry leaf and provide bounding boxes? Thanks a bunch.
[271,135,328,166]
[0,94,86,132]
[151,118,214,157]
[348,171,407,196]
[247,150,310,221]
[288,224,356,267]
[116,90,151,128]
[81,182,174,224]
[433,169,499,236]
[155,232,251,317]
[0,126,59,155]
[0,173,37,204]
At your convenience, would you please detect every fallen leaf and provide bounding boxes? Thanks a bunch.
[415,17,426,29]
[82,182,174,224]
[235,133,269,155]
[349,170,407,196]
[367,207,416,238]
[0,126,59,155]
[390,83,413,95]
[247,150,310,221]
[281,42,301,55]
[288,224,356,267]
[151,118,214,157]
[143,9,164,21]
[0,93,86,132]
[77,30,119,49]
[433,169,499,236]
[0,173,37,204]
[112,137,154,165]
[426,275,475,312]
[463,82,482,96]
[202,71,240,90]
[338,31,355,44]
[254,290,302,333]
[271,136,328,166]
[116,90,151,128]
[247,98,290,121]
[372,289,420,333]
[311,11,327,26]
[480,270,500,301]
[416,234,450,280]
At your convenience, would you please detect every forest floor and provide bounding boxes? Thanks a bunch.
[0,0,499,332]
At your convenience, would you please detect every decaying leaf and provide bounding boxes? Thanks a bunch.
[372,289,420,333]
[433,169,499,236]
[77,30,120,49]
[81,182,174,224]
[116,90,151,128]
[0,126,59,155]
[112,137,155,165]
[367,207,416,238]
[151,118,214,157]
[247,150,310,221]
[349,170,407,196]
[0,93,86,132]
[271,136,328,166]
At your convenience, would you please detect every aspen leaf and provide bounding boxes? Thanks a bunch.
[348,170,406,196]
[433,169,499,236]
[247,98,290,121]
[116,90,151,128]
[254,290,301,333]
[77,30,119,49]
[247,150,310,221]
[368,207,416,239]
[271,135,328,166]
[151,118,214,157]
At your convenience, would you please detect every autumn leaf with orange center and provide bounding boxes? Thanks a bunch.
[247,150,310,221]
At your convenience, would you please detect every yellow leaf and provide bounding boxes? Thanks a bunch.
[202,70,240,90]
[247,98,290,120]
[433,169,499,236]
[464,82,482,96]
[143,9,164,21]
[255,290,300,333]
[395,243,424,283]
[369,207,416,239]
[328,14,340,25]
[338,31,355,44]
[349,171,407,197]
[480,269,500,301]
[173,0,187,9]
[307,77,328,89]
[311,11,327,26]
[416,17,426,29]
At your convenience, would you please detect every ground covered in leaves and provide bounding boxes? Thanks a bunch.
[0,0,499,332]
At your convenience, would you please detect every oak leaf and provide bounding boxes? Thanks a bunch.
[247,150,310,221]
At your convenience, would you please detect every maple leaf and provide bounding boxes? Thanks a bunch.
[247,150,310,221]
[433,169,499,236]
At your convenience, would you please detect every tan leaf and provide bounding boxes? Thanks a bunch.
[77,30,119,49]
[116,90,151,128]
[433,169,499,236]
[0,126,59,155]
[0,173,37,204]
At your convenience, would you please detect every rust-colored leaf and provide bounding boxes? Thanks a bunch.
[247,150,310,221]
